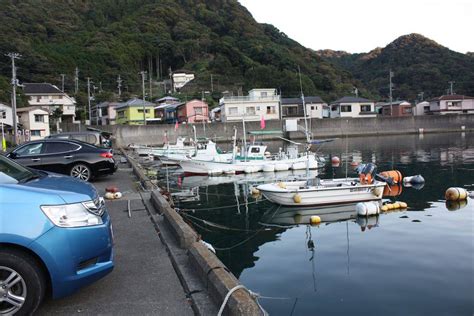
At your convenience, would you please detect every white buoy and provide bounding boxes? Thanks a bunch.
[114,192,123,199]
[356,201,380,216]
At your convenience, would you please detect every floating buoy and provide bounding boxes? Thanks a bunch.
[251,187,260,195]
[383,184,403,197]
[106,186,118,193]
[356,202,380,216]
[399,202,408,209]
[381,204,389,212]
[310,215,321,225]
[104,192,115,200]
[331,156,340,164]
[445,187,468,201]
[393,202,401,209]
[386,203,395,210]
[114,192,123,199]
[278,182,287,189]
[403,175,425,184]
[380,170,403,184]
[293,193,302,204]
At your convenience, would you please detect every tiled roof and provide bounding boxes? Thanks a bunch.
[430,95,474,101]
[281,96,325,105]
[332,96,372,104]
[116,98,155,109]
[23,83,63,94]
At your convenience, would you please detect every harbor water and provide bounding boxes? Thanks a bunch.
[156,132,474,315]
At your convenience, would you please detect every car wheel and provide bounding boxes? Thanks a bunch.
[0,250,46,316]
[70,163,92,181]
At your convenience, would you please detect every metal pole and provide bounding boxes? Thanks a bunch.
[87,77,91,124]
[141,71,146,125]
[389,70,393,116]
[7,53,20,145]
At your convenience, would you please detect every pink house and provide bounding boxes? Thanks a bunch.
[177,99,209,123]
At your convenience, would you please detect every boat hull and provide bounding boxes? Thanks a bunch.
[257,179,386,206]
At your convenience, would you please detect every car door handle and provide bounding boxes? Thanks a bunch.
[64,155,73,159]
[31,158,41,162]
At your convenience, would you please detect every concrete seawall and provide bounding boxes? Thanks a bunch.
[63,114,474,147]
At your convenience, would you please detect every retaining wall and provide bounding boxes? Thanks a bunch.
[63,114,474,147]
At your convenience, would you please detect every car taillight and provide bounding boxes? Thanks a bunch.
[100,152,113,159]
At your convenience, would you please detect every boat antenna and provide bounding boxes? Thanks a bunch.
[298,66,310,143]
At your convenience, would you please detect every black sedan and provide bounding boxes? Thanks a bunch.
[6,139,117,181]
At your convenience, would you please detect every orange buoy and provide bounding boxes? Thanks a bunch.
[380,170,403,184]
[383,184,403,197]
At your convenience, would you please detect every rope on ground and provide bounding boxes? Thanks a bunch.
[217,284,268,316]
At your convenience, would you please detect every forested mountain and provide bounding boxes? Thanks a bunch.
[317,34,474,101]
[0,0,365,107]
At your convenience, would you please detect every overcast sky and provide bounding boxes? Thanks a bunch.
[238,0,473,54]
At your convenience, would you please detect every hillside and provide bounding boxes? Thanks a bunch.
[317,34,474,100]
[0,0,366,107]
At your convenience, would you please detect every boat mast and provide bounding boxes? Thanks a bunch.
[299,66,311,182]
[242,116,247,162]
[232,126,237,163]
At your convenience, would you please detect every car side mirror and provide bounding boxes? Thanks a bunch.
[8,152,17,158]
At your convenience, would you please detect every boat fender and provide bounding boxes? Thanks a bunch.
[310,215,321,225]
[357,202,380,216]
[331,156,340,164]
[114,192,123,199]
[445,187,468,201]
[293,193,302,204]
[105,192,115,200]
[278,182,287,189]
[386,203,395,210]
[393,202,401,209]
[399,202,408,209]
[403,175,425,184]
[381,204,389,212]
[379,170,403,184]
[251,187,260,195]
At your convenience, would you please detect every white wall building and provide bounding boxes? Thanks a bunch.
[16,107,50,140]
[330,96,377,118]
[172,73,194,91]
[414,101,430,116]
[23,83,76,123]
[0,103,13,128]
[219,89,280,122]
[429,95,474,115]
[281,97,328,119]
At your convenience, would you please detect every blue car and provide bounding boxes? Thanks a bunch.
[0,154,114,315]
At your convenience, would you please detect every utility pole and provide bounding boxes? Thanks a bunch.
[87,77,92,124]
[210,74,214,92]
[148,56,153,101]
[389,70,394,116]
[140,71,147,125]
[74,67,79,94]
[448,81,455,95]
[117,75,122,98]
[60,74,65,92]
[6,52,20,145]
[418,92,424,101]
[99,81,103,93]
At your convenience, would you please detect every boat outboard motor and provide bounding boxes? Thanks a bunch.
[358,163,377,184]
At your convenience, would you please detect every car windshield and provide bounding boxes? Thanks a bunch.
[0,154,38,183]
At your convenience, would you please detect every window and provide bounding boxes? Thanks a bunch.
[402,107,413,114]
[30,130,41,137]
[250,147,260,153]
[15,143,43,156]
[246,107,256,115]
[310,106,315,111]
[0,110,5,119]
[261,92,268,97]
[137,109,150,114]
[44,142,80,153]
[195,107,203,115]
[34,115,45,122]
[360,105,372,112]
[447,101,462,108]
[228,107,238,115]
[36,96,41,102]
[341,105,352,112]
[101,108,109,116]
[266,106,275,114]
[117,111,125,119]
[256,106,260,111]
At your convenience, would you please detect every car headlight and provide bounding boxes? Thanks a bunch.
[41,201,103,227]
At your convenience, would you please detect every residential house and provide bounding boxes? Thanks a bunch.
[429,95,474,115]
[23,83,76,123]
[330,97,377,118]
[177,100,209,123]
[93,102,120,125]
[414,101,430,116]
[380,101,414,116]
[219,89,280,122]
[155,96,179,104]
[16,106,50,140]
[172,73,194,92]
[163,103,185,124]
[0,103,13,129]
[281,96,328,119]
[115,98,155,125]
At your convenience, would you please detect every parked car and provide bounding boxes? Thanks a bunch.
[47,131,111,147]
[6,139,117,181]
[0,154,114,315]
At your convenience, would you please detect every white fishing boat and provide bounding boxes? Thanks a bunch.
[257,178,386,206]
[157,140,234,165]
[132,137,195,156]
